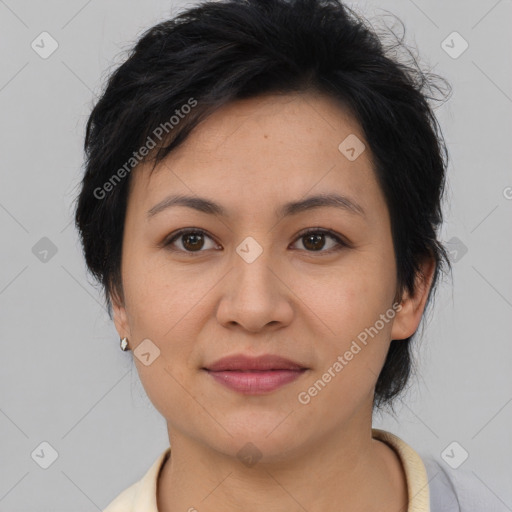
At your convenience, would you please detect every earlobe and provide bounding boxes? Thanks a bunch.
[390,256,436,341]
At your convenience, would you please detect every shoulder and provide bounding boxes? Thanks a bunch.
[422,456,509,512]
[372,429,508,512]
[101,447,171,512]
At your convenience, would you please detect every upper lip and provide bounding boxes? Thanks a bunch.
[204,354,308,371]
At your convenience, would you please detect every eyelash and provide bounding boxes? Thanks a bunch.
[162,227,349,256]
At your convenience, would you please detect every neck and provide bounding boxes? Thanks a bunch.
[157,424,408,512]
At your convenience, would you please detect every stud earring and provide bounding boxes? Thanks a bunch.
[120,337,130,351]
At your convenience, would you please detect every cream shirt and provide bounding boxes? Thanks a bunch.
[102,428,495,512]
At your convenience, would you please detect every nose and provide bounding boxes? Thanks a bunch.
[215,247,294,333]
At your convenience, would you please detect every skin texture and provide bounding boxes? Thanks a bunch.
[112,91,435,512]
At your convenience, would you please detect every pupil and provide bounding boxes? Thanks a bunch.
[184,233,203,250]
[304,233,324,251]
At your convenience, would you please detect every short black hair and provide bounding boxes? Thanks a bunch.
[74,0,452,412]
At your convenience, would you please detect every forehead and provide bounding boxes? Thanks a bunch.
[129,92,380,218]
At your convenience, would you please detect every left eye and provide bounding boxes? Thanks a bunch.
[292,228,347,253]
[163,228,347,254]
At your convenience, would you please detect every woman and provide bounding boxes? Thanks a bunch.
[73,0,483,510]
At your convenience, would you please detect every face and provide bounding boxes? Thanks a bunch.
[113,92,432,462]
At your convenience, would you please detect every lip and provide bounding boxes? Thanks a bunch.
[203,354,308,395]
[204,354,307,372]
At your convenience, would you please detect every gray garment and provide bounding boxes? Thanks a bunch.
[423,457,510,512]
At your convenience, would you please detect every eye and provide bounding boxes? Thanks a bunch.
[163,227,348,255]
[163,228,219,254]
[290,228,348,254]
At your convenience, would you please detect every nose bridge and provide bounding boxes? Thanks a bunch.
[216,232,293,330]
[233,233,278,298]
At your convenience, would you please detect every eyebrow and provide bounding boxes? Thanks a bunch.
[146,192,365,220]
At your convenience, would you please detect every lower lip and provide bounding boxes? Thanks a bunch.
[205,369,307,394]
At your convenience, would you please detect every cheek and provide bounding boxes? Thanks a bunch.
[121,257,203,412]
[126,267,203,421]
[123,251,200,335]
[297,252,396,389]
[297,257,395,338]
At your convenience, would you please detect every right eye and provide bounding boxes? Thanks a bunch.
[163,228,220,254]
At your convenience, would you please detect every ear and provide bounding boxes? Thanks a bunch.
[111,288,131,340]
[390,255,436,341]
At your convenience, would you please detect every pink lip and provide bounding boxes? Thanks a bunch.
[206,369,307,394]
[205,354,306,372]
[203,354,308,394]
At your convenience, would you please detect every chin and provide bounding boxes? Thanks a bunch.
[204,412,306,460]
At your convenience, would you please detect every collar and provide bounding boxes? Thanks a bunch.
[372,428,430,511]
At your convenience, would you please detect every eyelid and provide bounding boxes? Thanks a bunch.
[293,227,350,246]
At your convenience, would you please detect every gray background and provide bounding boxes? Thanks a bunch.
[1,0,511,510]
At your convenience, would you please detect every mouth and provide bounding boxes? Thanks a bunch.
[202,354,309,395]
